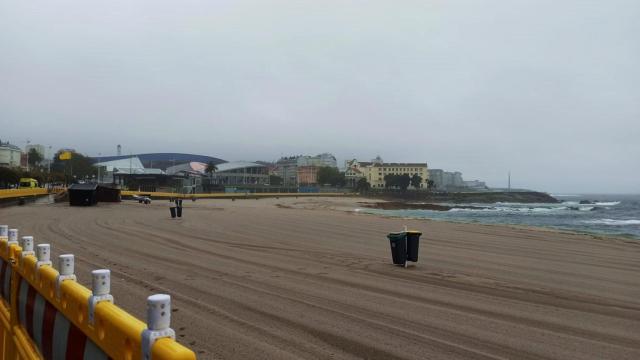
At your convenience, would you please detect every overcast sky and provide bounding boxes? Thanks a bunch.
[1,0,638,193]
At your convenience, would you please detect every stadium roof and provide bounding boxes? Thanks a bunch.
[92,153,226,165]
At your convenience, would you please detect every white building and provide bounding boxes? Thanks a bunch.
[443,171,464,188]
[427,169,445,189]
[0,142,22,168]
[94,156,149,183]
[275,153,337,186]
[297,153,337,168]
[209,161,269,186]
[463,180,488,190]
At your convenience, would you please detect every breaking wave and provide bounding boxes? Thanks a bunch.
[582,219,640,226]
[594,201,621,206]
[561,201,620,206]
[448,205,595,213]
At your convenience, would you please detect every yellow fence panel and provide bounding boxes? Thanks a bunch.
[0,224,196,360]
[0,189,49,200]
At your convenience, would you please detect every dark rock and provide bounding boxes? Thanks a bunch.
[364,191,559,204]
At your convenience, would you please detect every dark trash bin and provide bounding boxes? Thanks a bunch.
[169,207,176,218]
[406,231,422,262]
[387,232,407,266]
[177,206,183,218]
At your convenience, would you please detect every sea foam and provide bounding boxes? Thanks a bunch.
[583,219,640,226]
[594,201,621,206]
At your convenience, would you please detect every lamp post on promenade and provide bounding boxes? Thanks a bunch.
[25,139,31,172]
[47,146,52,173]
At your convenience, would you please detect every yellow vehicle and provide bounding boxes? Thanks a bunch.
[19,177,39,188]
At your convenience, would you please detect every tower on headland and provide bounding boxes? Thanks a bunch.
[117,144,122,156]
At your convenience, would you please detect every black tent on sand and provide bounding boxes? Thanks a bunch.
[96,185,121,202]
[68,183,98,206]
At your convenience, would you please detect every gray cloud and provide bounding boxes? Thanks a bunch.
[1,0,638,193]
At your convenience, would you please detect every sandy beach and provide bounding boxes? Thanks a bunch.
[1,196,638,359]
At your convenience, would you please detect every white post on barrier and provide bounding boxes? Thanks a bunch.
[20,236,33,255]
[8,229,18,244]
[20,236,35,260]
[35,244,52,272]
[142,294,176,360]
[0,225,8,238]
[56,254,77,297]
[88,269,114,324]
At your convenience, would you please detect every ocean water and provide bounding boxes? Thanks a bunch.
[357,194,640,239]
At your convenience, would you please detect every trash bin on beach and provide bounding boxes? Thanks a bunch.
[387,230,422,266]
[169,207,176,218]
[387,232,407,266]
[176,206,182,218]
[406,231,422,262]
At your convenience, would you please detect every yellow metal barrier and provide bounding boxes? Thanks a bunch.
[0,225,196,360]
[0,235,10,360]
[0,189,49,200]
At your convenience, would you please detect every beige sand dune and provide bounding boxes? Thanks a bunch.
[2,197,638,359]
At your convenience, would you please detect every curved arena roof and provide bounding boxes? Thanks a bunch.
[93,153,226,165]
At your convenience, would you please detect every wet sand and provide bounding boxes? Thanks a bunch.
[1,197,639,359]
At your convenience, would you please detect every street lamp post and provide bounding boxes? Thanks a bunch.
[25,139,31,172]
[97,153,102,183]
[47,146,52,173]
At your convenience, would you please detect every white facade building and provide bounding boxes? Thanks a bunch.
[296,153,337,168]
[94,156,149,183]
[275,153,337,187]
[0,142,22,167]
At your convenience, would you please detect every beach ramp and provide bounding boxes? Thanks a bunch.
[0,230,195,360]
